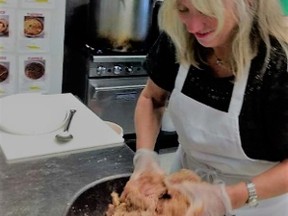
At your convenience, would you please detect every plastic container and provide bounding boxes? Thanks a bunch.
[105,121,124,137]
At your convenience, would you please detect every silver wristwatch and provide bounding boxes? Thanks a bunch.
[246,181,259,207]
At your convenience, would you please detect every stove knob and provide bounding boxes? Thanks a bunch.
[96,66,106,75]
[125,66,134,74]
[113,65,122,75]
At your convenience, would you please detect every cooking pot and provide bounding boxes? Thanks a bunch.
[88,0,162,53]
[64,174,130,216]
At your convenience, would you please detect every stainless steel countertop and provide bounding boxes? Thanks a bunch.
[0,145,134,216]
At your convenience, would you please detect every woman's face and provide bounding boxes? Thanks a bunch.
[176,0,238,48]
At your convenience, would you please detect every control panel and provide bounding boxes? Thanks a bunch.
[89,55,147,77]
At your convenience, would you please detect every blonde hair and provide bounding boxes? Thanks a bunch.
[158,0,288,77]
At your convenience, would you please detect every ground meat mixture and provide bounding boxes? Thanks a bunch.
[105,169,203,216]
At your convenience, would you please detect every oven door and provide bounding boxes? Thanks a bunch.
[87,76,147,135]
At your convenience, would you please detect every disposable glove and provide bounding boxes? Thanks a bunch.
[120,149,166,210]
[131,148,165,179]
[166,180,233,216]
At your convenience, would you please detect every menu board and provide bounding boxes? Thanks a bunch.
[0,0,65,97]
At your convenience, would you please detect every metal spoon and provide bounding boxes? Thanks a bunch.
[55,109,77,143]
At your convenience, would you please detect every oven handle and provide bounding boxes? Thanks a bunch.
[93,84,146,91]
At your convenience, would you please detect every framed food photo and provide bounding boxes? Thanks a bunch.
[0,15,9,37]
[18,55,51,93]
[17,10,51,53]
[0,9,16,52]
[24,16,45,38]
[0,55,17,97]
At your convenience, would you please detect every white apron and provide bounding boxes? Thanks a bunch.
[167,64,288,216]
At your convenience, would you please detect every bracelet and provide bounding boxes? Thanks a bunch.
[245,180,259,207]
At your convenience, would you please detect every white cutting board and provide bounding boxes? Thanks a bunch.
[0,93,124,163]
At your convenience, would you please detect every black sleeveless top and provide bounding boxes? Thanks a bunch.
[144,33,288,162]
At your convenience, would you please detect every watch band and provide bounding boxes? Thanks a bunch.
[245,180,259,207]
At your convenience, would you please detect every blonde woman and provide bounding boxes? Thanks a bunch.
[128,0,288,215]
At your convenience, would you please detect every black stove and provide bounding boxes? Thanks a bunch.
[124,131,179,153]
[84,43,179,153]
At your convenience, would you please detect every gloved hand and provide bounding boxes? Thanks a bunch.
[166,180,233,216]
[120,149,166,210]
[131,148,165,179]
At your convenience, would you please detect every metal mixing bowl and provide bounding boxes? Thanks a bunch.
[64,173,131,216]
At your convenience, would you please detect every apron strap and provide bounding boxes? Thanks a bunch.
[228,64,250,115]
[174,64,190,89]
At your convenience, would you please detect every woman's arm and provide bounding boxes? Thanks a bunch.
[227,159,288,209]
[134,78,169,150]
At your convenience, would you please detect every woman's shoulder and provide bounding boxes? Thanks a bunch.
[251,37,287,79]
[144,32,180,91]
[246,37,288,104]
[267,38,288,79]
[146,32,177,65]
[270,37,288,60]
[242,38,288,161]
